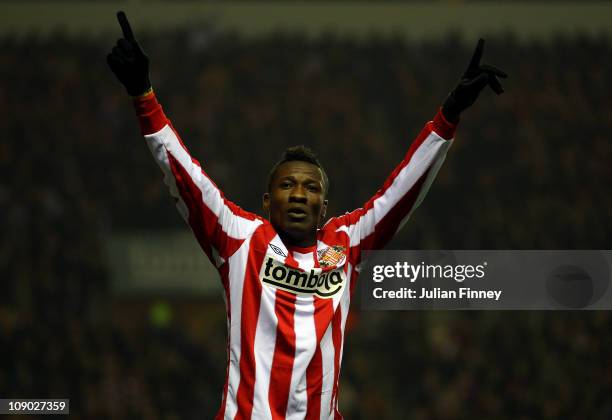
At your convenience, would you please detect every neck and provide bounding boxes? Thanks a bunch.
[278,231,316,248]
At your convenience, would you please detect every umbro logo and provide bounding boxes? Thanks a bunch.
[269,243,287,257]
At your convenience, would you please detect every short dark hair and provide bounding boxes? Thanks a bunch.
[267,145,329,196]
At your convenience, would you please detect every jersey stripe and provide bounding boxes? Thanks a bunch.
[251,285,278,419]
[284,250,316,419]
[268,289,297,419]
[235,228,276,419]
[333,282,352,418]
[306,297,334,419]
[304,252,325,420]
[329,304,343,416]
[217,261,232,419]
[318,325,335,420]
[220,241,252,419]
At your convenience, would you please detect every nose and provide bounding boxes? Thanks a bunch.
[289,185,307,203]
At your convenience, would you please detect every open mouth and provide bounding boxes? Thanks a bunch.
[287,207,308,220]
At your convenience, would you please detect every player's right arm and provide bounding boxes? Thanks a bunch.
[107,11,262,268]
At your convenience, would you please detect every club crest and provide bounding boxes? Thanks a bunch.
[318,245,346,267]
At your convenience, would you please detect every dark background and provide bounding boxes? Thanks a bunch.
[1,1,611,419]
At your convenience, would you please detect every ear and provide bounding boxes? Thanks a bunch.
[262,192,270,216]
[319,199,328,226]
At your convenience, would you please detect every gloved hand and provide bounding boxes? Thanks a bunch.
[106,11,152,97]
[442,38,508,123]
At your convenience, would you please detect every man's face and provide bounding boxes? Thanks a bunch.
[263,161,328,247]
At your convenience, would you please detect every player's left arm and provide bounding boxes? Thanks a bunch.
[325,39,507,258]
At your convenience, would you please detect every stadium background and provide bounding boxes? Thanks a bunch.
[2,1,611,418]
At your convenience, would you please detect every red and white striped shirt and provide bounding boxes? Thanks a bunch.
[133,92,456,419]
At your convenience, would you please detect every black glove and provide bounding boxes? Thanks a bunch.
[107,11,151,97]
[442,38,508,123]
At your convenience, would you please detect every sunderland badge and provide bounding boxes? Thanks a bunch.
[318,245,346,267]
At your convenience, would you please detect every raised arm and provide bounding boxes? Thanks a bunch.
[326,39,507,258]
[107,11,262,269]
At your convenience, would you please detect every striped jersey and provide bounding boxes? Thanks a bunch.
[132,92,456,419]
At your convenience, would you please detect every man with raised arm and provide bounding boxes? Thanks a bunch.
[107,11,506,420]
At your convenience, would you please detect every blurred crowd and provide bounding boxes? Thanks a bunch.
[1,28,611,418]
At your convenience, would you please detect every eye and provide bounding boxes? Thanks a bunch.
[307,184,321,193]
[280,180,293,189]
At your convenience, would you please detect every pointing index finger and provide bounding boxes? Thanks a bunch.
[117,11,135,40]
[468,38,485,71]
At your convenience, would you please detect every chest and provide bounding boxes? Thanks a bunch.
[244,231,350,301]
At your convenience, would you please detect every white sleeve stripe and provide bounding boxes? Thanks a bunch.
[394,140,450,234]
[343,132,451,247]
[144,125,260,240]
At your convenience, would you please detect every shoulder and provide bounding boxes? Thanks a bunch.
[318,215,351,240]
[321,208,369,231]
